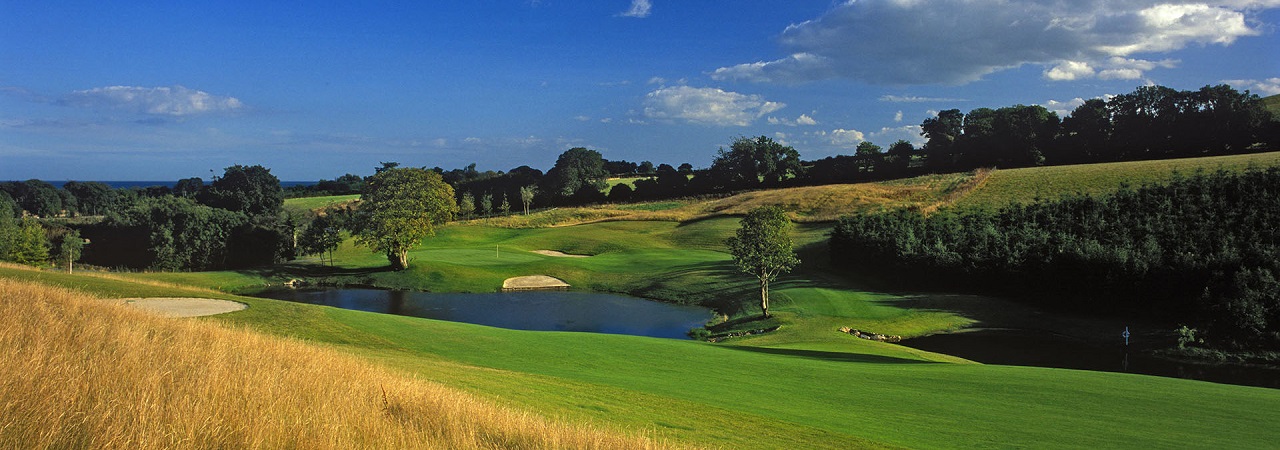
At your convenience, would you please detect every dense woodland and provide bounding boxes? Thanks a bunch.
[831,168,1280,348]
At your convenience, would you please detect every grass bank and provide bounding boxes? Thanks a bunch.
[0,276,664,449]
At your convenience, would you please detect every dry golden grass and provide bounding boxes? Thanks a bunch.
[471,172,984,228]
[0,278,669,450]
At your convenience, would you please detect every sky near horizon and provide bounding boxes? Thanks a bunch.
[2,1,1279,181]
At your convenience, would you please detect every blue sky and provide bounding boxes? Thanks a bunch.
[3,1,1279,181]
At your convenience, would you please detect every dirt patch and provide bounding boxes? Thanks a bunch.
[531,250,590,258]
[501,275,571,291]
[115,298,247,317]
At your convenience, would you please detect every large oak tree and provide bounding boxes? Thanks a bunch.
[355,167,457,270]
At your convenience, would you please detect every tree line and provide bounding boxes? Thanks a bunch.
[830,168,1280,348]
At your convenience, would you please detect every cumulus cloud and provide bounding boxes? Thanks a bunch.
[868,125,926,146]
[1223,78,1280,96]
[879,95,967,103]
[768,113,818,126]
[62,85,243,116]
[827,128,866,146]
[1044,98,1088,117]
[618,0,652,18]
[643,86,785,126]
[711,1,1276,85]
[893,111,903,122]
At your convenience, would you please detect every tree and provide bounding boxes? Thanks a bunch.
[298,214,342,266]
[479,193,493,216]
[855,141,883,156]
[52,228,86,273]
[459,192,476,218]
[542,148,609,199]
[173,177,205,198]
[921,109,963,171]
[725,206,800,318]
[63,181,116,216]
[354,167,457,270]
[199,165,283,217]
[709,136,803,189]
[519,185,537,215]
[498,193,511,215]
[7,218,50,266]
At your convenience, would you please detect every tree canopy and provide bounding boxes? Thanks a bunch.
[725,206,800,318]
[198,165,284,217]
[354,167,458,270]
[541,147,609,200]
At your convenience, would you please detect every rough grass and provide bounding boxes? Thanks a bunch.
[282,194,359,216]
[953,152,1280,210]
[0,277,666,450]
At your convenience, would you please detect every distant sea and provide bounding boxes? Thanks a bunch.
[29,181,317,189]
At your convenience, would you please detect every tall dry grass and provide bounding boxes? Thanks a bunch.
[0,278,669,449]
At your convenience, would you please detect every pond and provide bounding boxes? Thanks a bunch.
[901,328,1280,389]
[254,288,713,340]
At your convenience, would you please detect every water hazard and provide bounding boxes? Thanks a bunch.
[255,288,713,340]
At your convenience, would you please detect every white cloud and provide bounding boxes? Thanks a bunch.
[574,115,592,122]
[712,1,1277,85]
[1044,98,1088,117]
[1044,61,1096,81]
[828,128,866,146]
[768,113,818,126]
[879,95,967,103]
[62,85,243,116]
[618,0,651,18]
[893,111,903,122]
[869,125,926,146]
[1223,78,1280,96]
[643,86,785,126]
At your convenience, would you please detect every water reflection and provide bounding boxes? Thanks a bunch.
[256,288,713,340]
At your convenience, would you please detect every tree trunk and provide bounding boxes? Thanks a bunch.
[389,250,409,271]
[760,277,770,318]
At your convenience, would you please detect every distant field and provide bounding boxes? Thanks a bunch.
[1262,93,1280,116]
[953,151,1280,209]
[282,194,359,216]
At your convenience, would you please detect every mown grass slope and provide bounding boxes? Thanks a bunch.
[5,265,1279,449]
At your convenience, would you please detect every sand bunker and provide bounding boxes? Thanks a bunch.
[531,250,590,258]
[501,275,571,291]
[116,298,248,317]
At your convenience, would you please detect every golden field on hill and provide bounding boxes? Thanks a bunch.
[0,278,666,450]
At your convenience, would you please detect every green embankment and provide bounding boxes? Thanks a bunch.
[12,152,1280,448]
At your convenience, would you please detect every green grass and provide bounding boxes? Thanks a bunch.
[1261,94,1280,117]
[12,153,1280,447]
[282,194,359,216]
[6,262,1279,448]
[954,152,1280,209]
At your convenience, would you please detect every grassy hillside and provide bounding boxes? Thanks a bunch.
[953,151,1280,209]
[1262,93,1280,117]
[0,275,661,449]
[5,264,1279,448]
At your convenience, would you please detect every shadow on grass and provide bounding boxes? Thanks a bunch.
[236,262,396,280]
[720,344,937,365]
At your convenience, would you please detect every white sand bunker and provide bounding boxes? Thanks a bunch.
[531,250,590,258]
[501,275,571,291]
[117,298,248,317]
